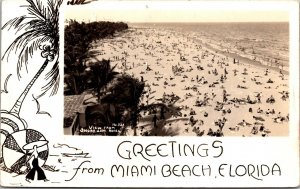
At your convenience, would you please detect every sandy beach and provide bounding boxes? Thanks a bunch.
[89,26,289,137]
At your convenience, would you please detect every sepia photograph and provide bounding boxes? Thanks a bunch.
[1,0,299,187]
[63,2,290,137]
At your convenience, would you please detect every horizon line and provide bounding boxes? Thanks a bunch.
[65,19,289,24]
[127,21,289,23]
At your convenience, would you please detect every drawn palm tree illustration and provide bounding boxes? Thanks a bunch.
[1,0,62,171]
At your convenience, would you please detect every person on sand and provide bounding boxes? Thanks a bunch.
[224,68,228,75]
[190,116,195,125]
[267,95,275,103]
[204,112,208,117]
[220,74,224,83]
[255,93,261,103]
[233,69,237,76]
[207,128,213,136]
[281,94,286,101]
[216,129,224,137]
[24,145,49,183]
[214,68,218,75]
[190,108,196,115]
[257,107,263,113]
[247,95,251,103]
[265,69,269,76]
[223,90,228,103]
[251,127,258,135]
[259,125,265,132]
[240,120,246,127]
[271,109,275,114]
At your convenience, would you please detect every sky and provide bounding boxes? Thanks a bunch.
[64,1,292,23]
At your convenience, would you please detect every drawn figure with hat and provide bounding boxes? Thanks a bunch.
[23,142,49,183]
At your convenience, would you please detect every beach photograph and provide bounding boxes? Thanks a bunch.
[63,2,290,137]
[1,1,298,187]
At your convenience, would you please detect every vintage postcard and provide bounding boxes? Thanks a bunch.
[0,0,299,187]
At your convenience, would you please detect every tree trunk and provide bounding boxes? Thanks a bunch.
[72,75,78,94]
[10,59,49,115]
[132,107,139,136]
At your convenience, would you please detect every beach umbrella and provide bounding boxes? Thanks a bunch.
[0,110,27,161]
[2,129,49,173]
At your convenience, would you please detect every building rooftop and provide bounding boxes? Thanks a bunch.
[64,94,86,118]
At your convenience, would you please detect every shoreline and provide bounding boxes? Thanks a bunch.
[130,26,289,75]
[197,39,289,75]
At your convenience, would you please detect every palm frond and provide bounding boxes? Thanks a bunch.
[17,36,52,76]
[48,0,63,17]
[2,0,63,97]
[26,0,47,21]
[17,19,48,33]
[38,59,60,98]
[110,63,118,72]
[3,29,52,78]
[2,16,27,31]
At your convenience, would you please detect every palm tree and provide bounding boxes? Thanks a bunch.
[87,58,118,102]
[88,73,176,136]
[100,74,145,135]
[2,0,62,117]
[100,74,170,136]
[0,0,62,166]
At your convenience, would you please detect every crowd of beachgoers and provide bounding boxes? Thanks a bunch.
[90,27,289,137]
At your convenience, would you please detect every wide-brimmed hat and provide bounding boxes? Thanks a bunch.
[22,140,48,150]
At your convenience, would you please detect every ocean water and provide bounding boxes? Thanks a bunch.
[131,22,289,68]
